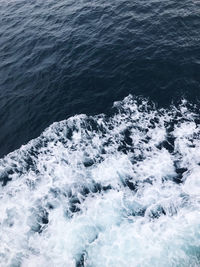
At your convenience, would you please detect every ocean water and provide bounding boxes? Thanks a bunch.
[1,0,200,157]
[1,0,200,266]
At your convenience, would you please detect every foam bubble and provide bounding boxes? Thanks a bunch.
[0,95,200,266]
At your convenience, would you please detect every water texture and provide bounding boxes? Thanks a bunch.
[0,0,200,156]
[1,96,200,266]
[1,1,200,266]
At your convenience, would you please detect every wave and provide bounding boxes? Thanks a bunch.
[0,95,200,266]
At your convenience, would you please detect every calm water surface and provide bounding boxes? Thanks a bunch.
[0,0,200,157]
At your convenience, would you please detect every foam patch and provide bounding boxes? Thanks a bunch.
[0,95,200,266]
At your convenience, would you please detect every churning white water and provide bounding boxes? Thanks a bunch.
[1,95,200,266]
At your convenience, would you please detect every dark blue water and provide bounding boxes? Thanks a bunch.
[0,0,200,157]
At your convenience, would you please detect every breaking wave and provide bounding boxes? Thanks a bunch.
[1,95,200,266]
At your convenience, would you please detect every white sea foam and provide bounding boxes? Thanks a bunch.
[0,95,200,266]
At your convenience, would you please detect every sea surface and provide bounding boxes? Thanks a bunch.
[0,0,200,266]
